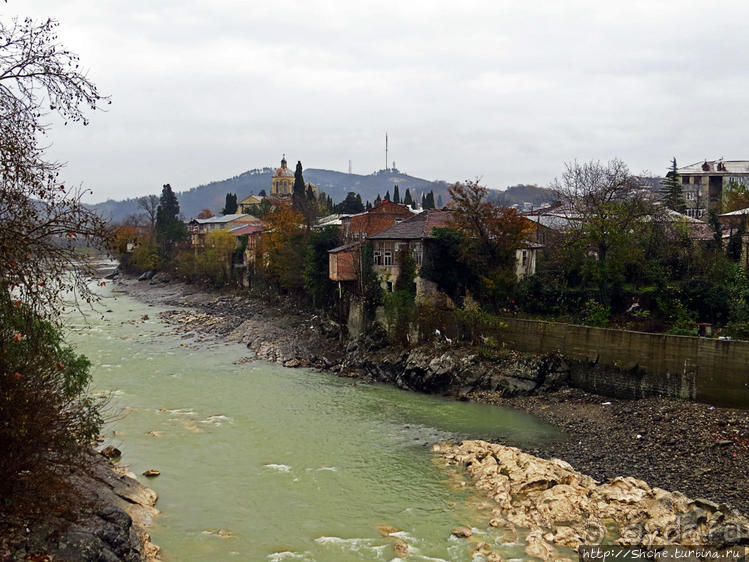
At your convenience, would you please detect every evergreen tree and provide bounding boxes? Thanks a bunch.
[366,200,372,210]
[336,192,365,214]
[424,190,436,209]
[403,188,413,207]
[158,183,180,221]
[375,194,382,205]
[259,189,267,197]
[661,158,686,214]
[384,190,390,201]
[156,183,187,259]
[293,161,307,212]
[727,221,746,262]
[708,210,723,251]
[222,192,238,214]
[393,185,400,204]
[421,193,426,208]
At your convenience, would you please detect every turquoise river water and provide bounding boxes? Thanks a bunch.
[65,286,563,561]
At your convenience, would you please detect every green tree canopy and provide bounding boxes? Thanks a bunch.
[156,183,187,259]
[222,192,238,214]
[660,158,686,214]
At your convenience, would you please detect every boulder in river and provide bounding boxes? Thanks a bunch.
[100,446,121,459]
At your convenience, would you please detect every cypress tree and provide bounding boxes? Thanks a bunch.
[661,158,686,214]
[375,194,382,205]
[403,188,413,207]
[222,192,238,214]
[293,161,307,212]
[155,183,186,259]
[424,190,435,209]
[384,190,390,202]
[393,185,400,204]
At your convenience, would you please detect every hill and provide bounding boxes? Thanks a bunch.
[88,167,453,222]
[487,184,558,208]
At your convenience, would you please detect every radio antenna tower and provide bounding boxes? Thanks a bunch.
[385,132,388,171]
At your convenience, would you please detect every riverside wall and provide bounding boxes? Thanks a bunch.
[498,318,749,408]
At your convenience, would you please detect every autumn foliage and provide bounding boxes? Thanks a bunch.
[257,206,306,290]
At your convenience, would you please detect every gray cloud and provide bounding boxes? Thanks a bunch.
[17,0,749,201]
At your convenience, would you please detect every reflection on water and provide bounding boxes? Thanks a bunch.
[66,287,562,561]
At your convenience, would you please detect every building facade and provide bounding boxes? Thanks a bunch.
[678,160,749,219]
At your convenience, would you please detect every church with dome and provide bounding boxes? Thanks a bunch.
[271,155,295,198]
[269,154,317,199]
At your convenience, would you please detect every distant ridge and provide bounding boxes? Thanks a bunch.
[87,167,557,223]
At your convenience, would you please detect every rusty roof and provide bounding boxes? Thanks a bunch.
[368,209,453,240]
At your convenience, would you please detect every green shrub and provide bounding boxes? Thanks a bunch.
[0,294,104,499]
[582,299,611,327]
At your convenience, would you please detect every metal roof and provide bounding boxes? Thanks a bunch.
[678,160,749,175]
[193,214,250,224]
[230,223,265,236]
[719,207,749,217]
[328,241,363,254]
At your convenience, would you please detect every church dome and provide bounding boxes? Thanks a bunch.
[274,155,294,178]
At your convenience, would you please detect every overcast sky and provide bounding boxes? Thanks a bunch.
[14,1,749,202]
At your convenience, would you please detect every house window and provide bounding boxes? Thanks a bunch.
[412,249,422,266]
[521,250,528,267]
[682,176,689,185]
[373,251,382,265]
[685,191,696,201]
[384,251,392,265]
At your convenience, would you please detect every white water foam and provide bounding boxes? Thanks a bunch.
[264,463,291,473]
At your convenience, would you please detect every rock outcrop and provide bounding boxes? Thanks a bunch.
[2,452,159,561]
[436,440,749,560]
[341,343,570,396]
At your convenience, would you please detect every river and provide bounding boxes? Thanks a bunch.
[65,285,564,561]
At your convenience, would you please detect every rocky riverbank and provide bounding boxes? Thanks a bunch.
[0,451,159,562]
[436,440,749,560]
[114,277,749,521]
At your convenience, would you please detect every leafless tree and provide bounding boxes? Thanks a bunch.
[137,194,159,229]
[552,159,653,263]
[0,16,109,316]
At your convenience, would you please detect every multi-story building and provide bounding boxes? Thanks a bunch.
[677,160,749,219]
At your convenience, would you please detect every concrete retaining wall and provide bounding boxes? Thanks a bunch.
[499,318,749,408]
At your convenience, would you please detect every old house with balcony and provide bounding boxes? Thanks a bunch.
[187,214,262,247]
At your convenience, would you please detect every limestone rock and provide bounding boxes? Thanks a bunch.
[451,526,473,538]
[437,440,749,554]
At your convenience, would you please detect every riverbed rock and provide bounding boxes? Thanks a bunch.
[6,452,160,561]
[137,270,155,281]
[437,440,749,554]
[451,526,473,538]
[100,446,121,459]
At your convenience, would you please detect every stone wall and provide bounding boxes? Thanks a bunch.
[498,318,749,408]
